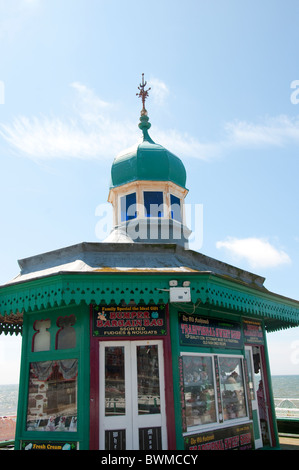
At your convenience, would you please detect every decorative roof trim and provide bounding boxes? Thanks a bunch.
[0,272,298,333]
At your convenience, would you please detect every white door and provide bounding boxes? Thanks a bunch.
[99,340,167,450]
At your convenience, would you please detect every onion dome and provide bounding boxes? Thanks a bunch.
[110,74,187,190]
[110,113,187,190]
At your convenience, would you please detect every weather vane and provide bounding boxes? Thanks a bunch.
[136,73,151,114]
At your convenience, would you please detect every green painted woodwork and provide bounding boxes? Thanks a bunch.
[169,302,268,450]
[263,330,280,447]
[0,319,22,336]
[1,272,299,333]
[14,303,90,450]
[110,114,187,190]
[252,409,261,441]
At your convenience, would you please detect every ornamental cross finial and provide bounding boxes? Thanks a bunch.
[136,73,151,114]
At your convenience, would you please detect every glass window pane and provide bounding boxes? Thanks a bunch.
[219,357,247,421]
[33,320,51,352]
[170,194,181,222]
[121,193,137,221]
[144,191,163,218]
[26,360,78,432]
[245,349,255,401]
[105,347,125,416]
[137,345,160,415]
[56,315,76,350]
[183,356,216,427]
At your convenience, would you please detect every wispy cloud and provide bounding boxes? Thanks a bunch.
[1,80,299,162]
[148,77,170,106]
[223,115,299,149]
[0,83,137,161]
[216,236,291,269]
[0,81,216,161]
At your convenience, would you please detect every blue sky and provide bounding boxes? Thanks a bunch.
[0,0,299,383]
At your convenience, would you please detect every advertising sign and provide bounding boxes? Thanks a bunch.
[243,319,264,345]
[179,313,243,349]
[92,304,167,337]
[184,422,254,450]
[21,441,77,450]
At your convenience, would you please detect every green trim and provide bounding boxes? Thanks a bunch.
[252,409,261,441]
[14,303,90,450]
[1,272,299,332]
[263,331,280,448]
[169,302,261,449]
[0,321,22,336]
[169,304,185,450]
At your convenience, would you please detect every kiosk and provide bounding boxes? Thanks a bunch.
[1,76,299,450]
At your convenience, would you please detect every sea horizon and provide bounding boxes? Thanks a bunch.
[1,375,299,417]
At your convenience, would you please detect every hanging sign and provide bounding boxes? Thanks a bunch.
[179,313,243,349]
[242,319,264,345]
[184,422,254,450]
[92,304,167,337]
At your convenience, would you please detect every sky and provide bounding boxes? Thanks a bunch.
[0,0,299,384]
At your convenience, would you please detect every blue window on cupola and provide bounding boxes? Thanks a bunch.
[144,191,164,218]
[120,193,137,221]
[170,194,182,222]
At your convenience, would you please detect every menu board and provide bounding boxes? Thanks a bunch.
[179,313,243,349]
[92,304,167,337]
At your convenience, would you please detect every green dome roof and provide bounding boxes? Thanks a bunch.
[110,113,187,190]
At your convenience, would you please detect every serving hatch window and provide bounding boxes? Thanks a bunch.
[219,356,247,421]
[182,355,217,428]
[181,354,248,431]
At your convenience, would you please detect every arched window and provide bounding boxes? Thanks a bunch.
[56,315,76,350]
[33,319,51,352]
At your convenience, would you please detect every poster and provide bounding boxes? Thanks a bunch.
[92,304,167,337]
[179,313,243,349]
[243,319,264,345]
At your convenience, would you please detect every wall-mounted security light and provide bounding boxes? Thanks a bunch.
[169,280,178,287]
[182,281,190,287]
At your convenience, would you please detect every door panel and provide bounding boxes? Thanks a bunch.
[99,340,167,450]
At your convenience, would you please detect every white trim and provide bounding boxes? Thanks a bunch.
[108,180,188,225]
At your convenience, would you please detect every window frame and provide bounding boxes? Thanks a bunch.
[26,358,78,433]
[170,194,182,222]
[120,192,137,222]
[180,352,249,434]
[143,191,164,218]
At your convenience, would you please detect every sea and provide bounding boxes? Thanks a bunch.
[0,384,18,417]
[0,376,299,417]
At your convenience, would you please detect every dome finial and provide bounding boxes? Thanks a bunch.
[136,73,151,116]
[136,73,152,139]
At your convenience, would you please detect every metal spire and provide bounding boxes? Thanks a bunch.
[136,73,151,115]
